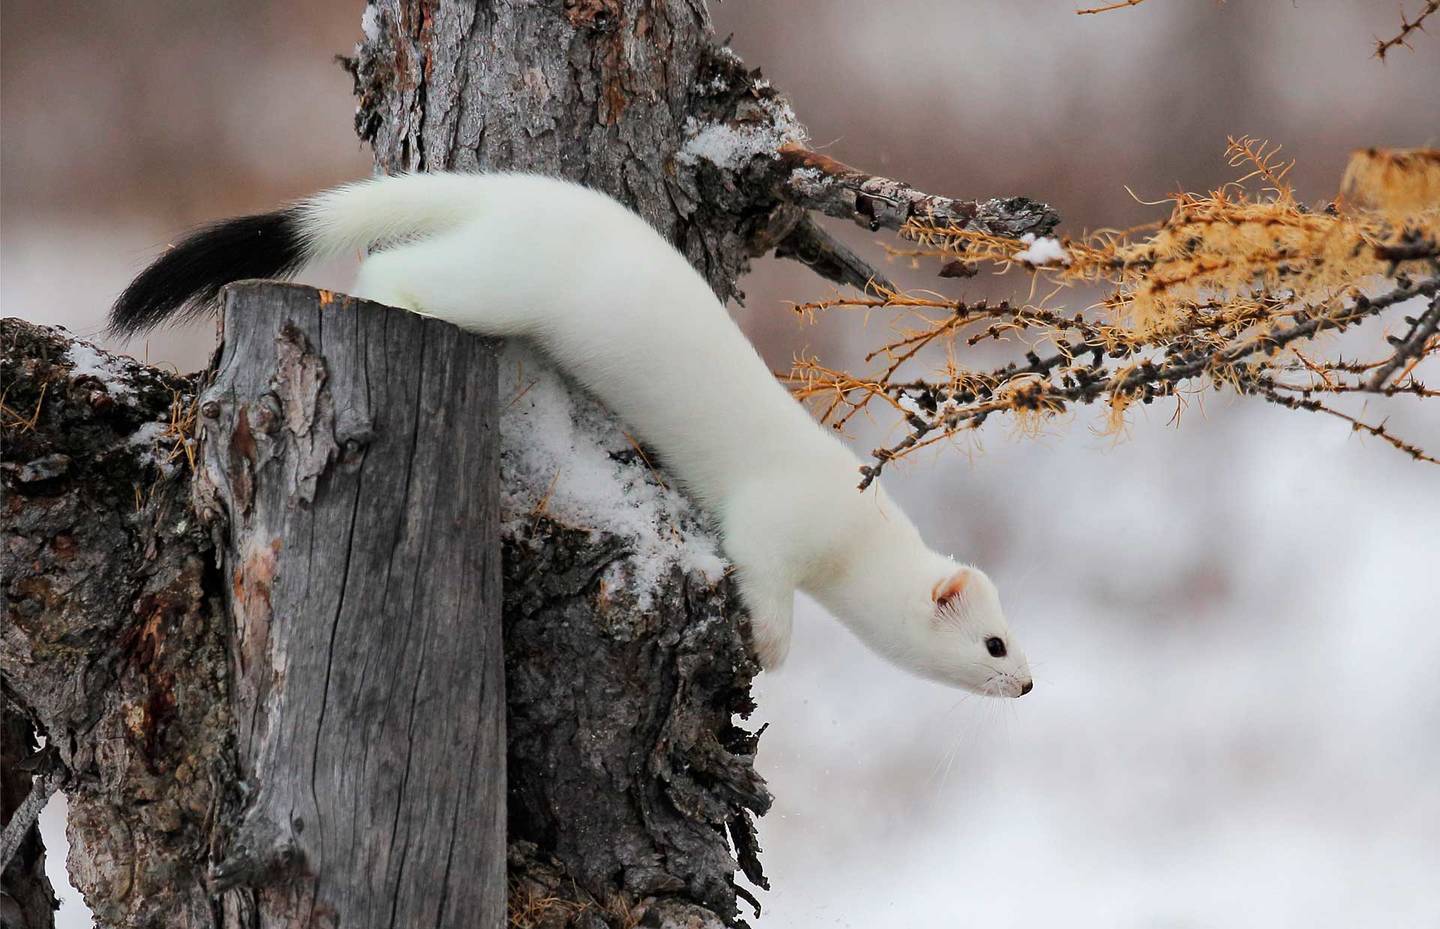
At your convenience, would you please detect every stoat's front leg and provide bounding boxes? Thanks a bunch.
[720,486,800,669]
[736,573,795,670]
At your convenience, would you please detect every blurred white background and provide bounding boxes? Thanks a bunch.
[4,2,1437,927]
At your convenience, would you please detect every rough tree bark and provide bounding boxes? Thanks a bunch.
[3,318,229,929]
[198,284,506,927]
[4,3,1057,928]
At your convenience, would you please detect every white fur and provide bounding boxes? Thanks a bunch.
[293,173,1033,696]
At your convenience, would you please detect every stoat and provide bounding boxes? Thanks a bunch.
[111,173,1034,698]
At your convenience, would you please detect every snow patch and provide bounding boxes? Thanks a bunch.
[1011,233,1070,267]
[675,97,806,171]
[789,166,825,185]
[127,420,178,476]
[700,72,731,95]
[360,4,381,42]
[897,391,959,421]
[66,342,137,401]
[498,346,726,609]
[786,165,829,196]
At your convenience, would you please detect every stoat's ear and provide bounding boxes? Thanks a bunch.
[931,568,973,613]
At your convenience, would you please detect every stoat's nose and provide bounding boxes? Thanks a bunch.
[1019,680,1034,696]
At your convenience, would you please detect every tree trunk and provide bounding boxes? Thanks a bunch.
[3,317,230,929]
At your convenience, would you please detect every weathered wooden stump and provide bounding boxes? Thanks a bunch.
[196,282,505,928]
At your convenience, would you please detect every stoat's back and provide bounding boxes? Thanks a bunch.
[110,173,860,508]
[348,174,861,509]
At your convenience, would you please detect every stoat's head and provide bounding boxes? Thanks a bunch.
[913,563,1032,697]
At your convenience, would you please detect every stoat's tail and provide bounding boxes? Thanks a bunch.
[108,174,481,336]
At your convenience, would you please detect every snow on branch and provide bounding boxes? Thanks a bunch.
[675,43,1057,295]
[784,141,1440,488]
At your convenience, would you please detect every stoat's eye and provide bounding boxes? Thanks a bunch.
[985,637,1006,658]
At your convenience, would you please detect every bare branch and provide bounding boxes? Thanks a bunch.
[1376,0,1440,59]
[773,215,897,294]
[1250,376,1440,465]
[778,143,1059,240]
[0,752,64,875]
[1076,0,1148,15]
[1074,0,1436,64]
[1368,292,1440,389]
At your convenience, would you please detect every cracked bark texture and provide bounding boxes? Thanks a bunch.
[195,284,505,928]
[2,317,235,929]
[345,1,1057,297]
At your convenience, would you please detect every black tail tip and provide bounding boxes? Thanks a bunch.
[108,209,305,338]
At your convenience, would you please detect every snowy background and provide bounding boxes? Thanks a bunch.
[4,2,1438,927]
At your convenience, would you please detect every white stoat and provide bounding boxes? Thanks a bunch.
[111,173,1033,697]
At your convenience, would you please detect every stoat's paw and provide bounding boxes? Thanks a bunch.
[750,613,793,670]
